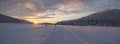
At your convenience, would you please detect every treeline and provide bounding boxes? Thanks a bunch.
[0,14,32,24]
[57,9,120,27]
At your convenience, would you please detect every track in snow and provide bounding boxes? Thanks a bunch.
[0,23,120,44]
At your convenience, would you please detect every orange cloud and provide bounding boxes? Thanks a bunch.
[58,0,82,11]
[17,2,37,12]
[64,0,78,9]
[24,2,36,11]
[0,3,4,6]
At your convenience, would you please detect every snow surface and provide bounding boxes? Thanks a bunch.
[0,23,120,44]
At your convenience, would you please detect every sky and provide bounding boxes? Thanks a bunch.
[0,0,120,23]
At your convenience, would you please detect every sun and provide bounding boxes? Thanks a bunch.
[33,21,39,24]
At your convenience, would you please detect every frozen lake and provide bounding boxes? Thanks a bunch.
[0,23,120,44]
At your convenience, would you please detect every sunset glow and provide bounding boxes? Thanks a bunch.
[0,0,120,44]
[0,0,119,24]
[33,21,39,24]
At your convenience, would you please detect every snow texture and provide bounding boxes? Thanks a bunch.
[0,23,120,44]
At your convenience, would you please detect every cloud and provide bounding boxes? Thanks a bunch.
[24,16,55,19]
[63,0,78,9]
[17,2,37,12]
[0,0,120,20]
[24,2,36,11]
[81,0,120,10]
[0,3,4,6]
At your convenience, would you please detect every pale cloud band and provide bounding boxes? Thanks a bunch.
[0,0,120,23]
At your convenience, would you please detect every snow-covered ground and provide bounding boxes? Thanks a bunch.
[0,23,120,44]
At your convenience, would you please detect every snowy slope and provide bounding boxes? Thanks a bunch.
[0,23,120,44]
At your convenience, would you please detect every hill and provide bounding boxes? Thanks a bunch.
[0,14,32,24]
[57,9,120,27]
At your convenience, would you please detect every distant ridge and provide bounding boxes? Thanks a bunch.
[0,14,32,24]
[57,9,120,27]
